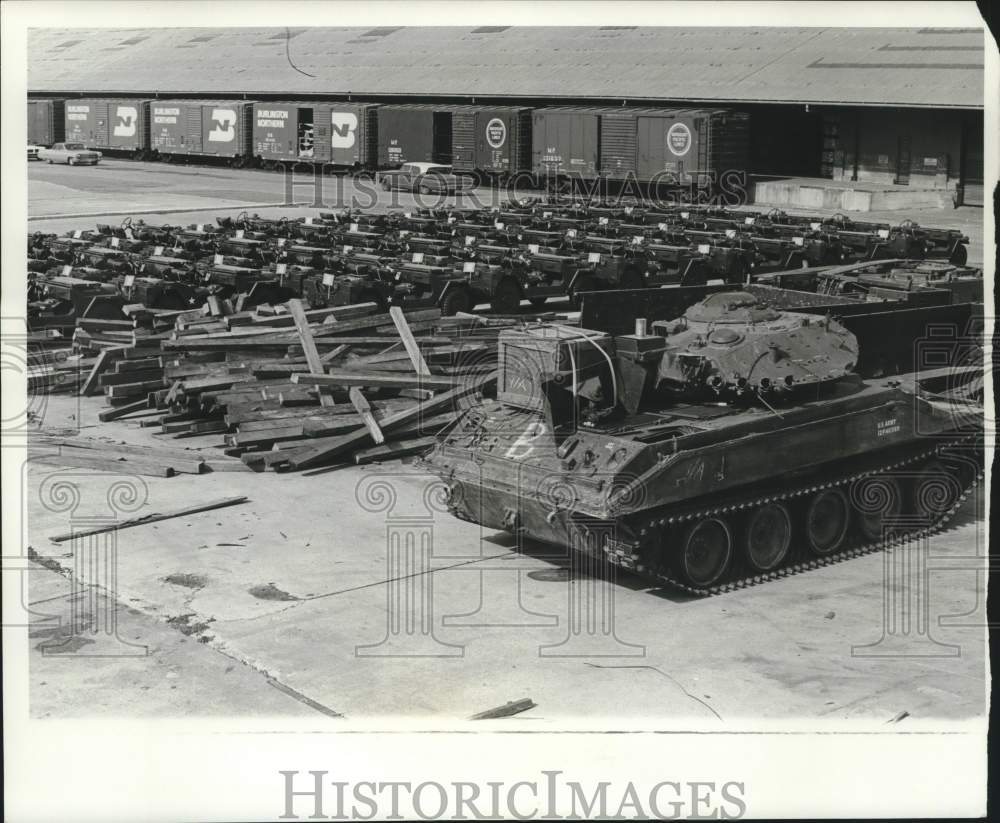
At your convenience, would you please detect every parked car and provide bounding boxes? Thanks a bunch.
[27,144,43,161]
[38,142,102,166]
[379,163,472,194]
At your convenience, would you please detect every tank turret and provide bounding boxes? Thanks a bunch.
[649,291,858,400]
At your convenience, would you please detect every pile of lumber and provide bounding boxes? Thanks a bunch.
[67,298,539,472]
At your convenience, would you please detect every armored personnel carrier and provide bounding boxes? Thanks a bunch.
[757,259,984,306]
[423,290,983,594]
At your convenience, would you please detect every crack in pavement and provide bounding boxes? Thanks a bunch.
[215,550,523,624]
[584,663,724,722]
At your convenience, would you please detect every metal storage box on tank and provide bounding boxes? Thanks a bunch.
[498,326,613,412]
[531,108,600,178]
[377,106,439,166]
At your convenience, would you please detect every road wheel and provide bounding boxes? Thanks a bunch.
[744,503,792,572]
[68,157,76,166]
[949,244,968,266]
[804,488,850,556]
[528,296,548,308]
[441,287,472,316]
[680,517,733,588]
[490,278,521,314]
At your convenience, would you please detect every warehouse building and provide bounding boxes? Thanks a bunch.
[27,26,986,208]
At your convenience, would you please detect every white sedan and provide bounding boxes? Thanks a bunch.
[38,142,102,165]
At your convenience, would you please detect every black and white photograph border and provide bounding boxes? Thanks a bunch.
[2,1,995,821]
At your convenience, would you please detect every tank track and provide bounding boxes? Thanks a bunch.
[611,435,984,597]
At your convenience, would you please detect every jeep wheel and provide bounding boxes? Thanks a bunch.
[949,244,968,266]
[381,179,392,191]
[490,278,521,314]
[528,296,548,308]
[441,287,472,316]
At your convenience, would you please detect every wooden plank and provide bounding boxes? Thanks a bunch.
[79,347,126,397]
[106,379,167,399]
[97,398,149,422]
[245,303,378,328]
[389,306,431,376]
[348,387,385,445]
[48,496,249,543]
[29,451,175,478]
[99,368,165,387]
[353,435,437,465]
[286,299,334,408]
[162,335,451,351]
[284,370,495,470]
[470,698,536,720]
[31,438,206,474]
[319,344,350,364]
[291,371,457,391]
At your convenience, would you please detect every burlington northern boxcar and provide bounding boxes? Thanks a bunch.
[147,100,254,163]
[251,101,379,168]
[64,97,151,155]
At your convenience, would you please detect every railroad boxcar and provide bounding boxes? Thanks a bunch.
[452,106,533,176]
[64,97,151,155]
[532,106,751,187]
[601,107,750,187]
[28,99,65,146]
[252,101,378,167]
[147,100,253,163]
[377,104,458,167]
[531,107,603,178]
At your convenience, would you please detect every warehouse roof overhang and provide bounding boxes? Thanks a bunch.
[28,26,986,109]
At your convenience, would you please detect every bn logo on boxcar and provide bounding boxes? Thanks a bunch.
[114,106,138,137]
[667,122,692,156]
[209,109,237,142]
[331,112,359,148]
